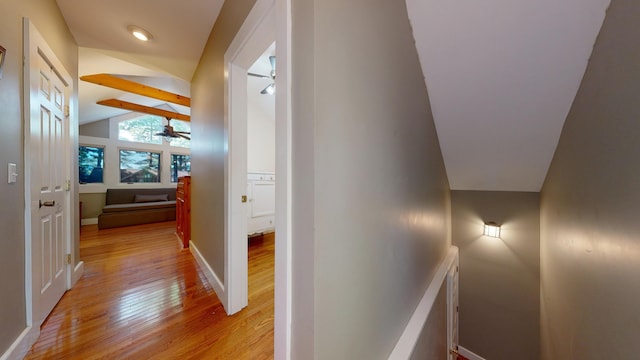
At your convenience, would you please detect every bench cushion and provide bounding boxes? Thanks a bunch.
[102,200,176,213]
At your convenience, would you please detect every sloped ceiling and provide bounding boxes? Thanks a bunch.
[59,0,615,191]
[406,0,611,191]
[56,0,224,124]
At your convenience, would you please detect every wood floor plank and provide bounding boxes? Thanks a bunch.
[24,221,274,359]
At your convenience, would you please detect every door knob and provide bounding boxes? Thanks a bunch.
[39,200,55,208]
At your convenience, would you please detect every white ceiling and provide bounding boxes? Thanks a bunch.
[57,0,613,192]
[248,43,277,119]
[56,0,224,124]
[406,0,611,191]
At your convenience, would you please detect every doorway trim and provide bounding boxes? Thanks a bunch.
[224,1,292,357]
[224,0,292,359]
[224,0,275,314]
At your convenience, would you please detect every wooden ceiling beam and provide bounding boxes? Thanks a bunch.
[97,99,190,122]
[81,73,191,107]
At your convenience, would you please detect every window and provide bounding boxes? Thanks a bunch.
[119,150,161,183]
[79,145,105,184]
[171,154,191,182]
[118,115,162,144]
[168,120,191,148]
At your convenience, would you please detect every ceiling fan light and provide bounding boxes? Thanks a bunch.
[261,83,275,95]
[164,136,173,143]
[127,25,153,42]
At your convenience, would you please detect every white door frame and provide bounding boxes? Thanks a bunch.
[224,0,292,358]
[23,17,79,335]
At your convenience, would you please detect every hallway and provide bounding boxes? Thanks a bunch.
[24,221,274,359]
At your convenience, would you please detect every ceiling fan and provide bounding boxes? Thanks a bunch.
[155,117,191,141]
[248,55,276,95]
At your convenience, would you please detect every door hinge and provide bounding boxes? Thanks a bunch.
[65,179,71,191]
[449,348,459,356]
[456,305,459,313]
[64,105,70,118]
[66,254,72,265]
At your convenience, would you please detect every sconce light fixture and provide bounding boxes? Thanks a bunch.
[483,221,501,238]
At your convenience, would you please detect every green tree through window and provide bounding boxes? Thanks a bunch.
[171,154,191,182]
[118,115,162,144]
[79,145,104,183]
[169,120,191,148]
[119,150,161,183]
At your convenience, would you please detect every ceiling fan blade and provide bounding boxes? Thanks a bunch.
[175,131,191,134]
[178,133,191,140]
[269,56,276,72]
[248,72,271,79]
[260,83,275,95]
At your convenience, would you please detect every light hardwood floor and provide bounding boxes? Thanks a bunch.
[24,221,274,359]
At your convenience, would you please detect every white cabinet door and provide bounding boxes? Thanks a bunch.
[247,173,275,234]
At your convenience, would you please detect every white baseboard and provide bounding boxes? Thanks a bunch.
[0,326,39,360]
[81,218,97,226]
[72,260,84,287]
[458,346,486,360]
[189,240,227,312]
[388,246,459,359]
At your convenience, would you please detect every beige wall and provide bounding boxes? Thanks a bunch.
[540,0,640,358]
[451,191,540,360]
[80,193,106,219]
[190,0,257,279]
[0,0,78,354]
[292,0,451,357]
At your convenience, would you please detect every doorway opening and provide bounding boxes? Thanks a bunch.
[224,0,291,357]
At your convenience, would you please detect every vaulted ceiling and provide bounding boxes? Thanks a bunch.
[57,0,612,192]
[406,0,611,191]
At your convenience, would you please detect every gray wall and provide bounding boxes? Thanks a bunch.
[190,0,257,280]
[0,0,78,354]
[79,119,110,138]
[540,0,640,358]
[451,191,540,360]
[292,0,451,357]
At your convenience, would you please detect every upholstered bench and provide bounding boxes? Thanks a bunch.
[98,188,177,229]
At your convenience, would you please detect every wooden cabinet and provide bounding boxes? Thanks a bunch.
[176,176,191,248]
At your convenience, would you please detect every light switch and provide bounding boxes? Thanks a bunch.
[8,163,17,184]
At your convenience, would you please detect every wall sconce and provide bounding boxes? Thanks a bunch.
[484,221,501,238]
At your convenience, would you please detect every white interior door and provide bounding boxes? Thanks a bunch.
[25,19,71,326]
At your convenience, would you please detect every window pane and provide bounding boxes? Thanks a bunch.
[171,154,191,182]
[118,115,163,144]
[119,150,161,183]
[79,145,104,184]
[169,120,191,148]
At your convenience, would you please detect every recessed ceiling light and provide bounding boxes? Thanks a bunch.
[127,25,153,42]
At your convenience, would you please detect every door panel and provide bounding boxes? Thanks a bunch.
[33,42,69,325]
